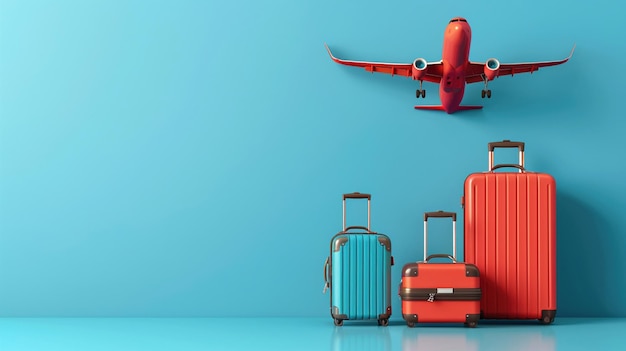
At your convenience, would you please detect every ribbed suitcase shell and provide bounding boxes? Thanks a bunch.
[464,171,556,322]
[330,232,392,322]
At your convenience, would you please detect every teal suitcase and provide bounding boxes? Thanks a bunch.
[323,192,393,326]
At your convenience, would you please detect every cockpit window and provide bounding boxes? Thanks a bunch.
[449,18,467,23]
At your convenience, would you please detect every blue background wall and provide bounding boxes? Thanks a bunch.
[1,0,625,317]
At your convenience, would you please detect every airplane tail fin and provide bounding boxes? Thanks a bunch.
[414,105,483,113]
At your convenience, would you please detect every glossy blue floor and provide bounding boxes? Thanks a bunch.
[1,318,625,351]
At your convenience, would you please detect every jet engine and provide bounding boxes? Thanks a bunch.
[484,58,500,81]
[412,58,428,80]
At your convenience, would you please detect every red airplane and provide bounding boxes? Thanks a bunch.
[325,17,575,114]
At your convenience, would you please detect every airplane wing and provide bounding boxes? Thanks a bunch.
[325,44,443,84]
[465,44,576,84]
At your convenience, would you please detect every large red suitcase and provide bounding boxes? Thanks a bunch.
[399,211,481,327]
[463,140,556,324]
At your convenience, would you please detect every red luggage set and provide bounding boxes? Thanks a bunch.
[324,140,557,327]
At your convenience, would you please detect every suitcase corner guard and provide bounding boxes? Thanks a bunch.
[378,306,392,320]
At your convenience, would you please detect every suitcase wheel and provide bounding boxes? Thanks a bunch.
[406,321,416,328]
[333,318,343,326]
[377,318,389,327]
[465,321,477,328]
[540,316,555,325]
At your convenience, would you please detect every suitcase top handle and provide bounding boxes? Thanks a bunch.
[488,140,525,173]
[342,226,377,234]
[491,164,526,172]
[425,254,457,263]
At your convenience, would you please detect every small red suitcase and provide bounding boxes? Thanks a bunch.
[399,211,481,327]
[463,140,556,324]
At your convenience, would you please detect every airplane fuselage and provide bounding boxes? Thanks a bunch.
[440,19,472,113]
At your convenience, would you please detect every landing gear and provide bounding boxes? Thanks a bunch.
[416,80,426,98]
[481,75,492,99]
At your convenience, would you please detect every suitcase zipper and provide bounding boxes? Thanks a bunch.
[399,288,482,301]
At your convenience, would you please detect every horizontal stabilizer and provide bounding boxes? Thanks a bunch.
[456,105,483,111]
[414,105,446,111]
[414,105,483,113]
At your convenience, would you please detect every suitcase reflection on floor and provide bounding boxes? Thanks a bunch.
[402,328,477,351]
[401,324,555,351]
[331,325,391,351]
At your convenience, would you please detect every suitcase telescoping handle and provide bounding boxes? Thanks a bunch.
[342,192,372,232]
[488,140,525,173]
[423,211,457,262]
[425,254,457,263]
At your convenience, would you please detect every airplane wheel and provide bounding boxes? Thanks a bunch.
[421,90,426,98]
[481,90,486,98]
[487,90,492,98]
[416,89,423,98]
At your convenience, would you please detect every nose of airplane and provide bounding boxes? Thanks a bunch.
[448,19,468,30]
[447,21,469,41]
